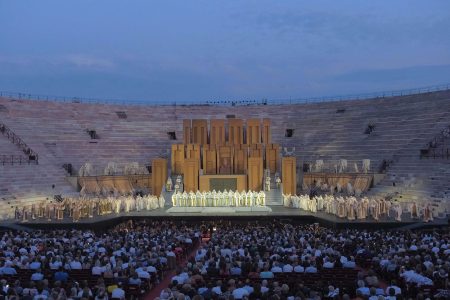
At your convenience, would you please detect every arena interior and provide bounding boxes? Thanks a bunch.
[0,88,450,299]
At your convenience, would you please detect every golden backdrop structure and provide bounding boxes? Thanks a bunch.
[152,158,167,196]
[282,157,297,195]
[172,118,280,192]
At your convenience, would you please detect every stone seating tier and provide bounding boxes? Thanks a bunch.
[0,90,448,212]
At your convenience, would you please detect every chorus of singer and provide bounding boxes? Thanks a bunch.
[283,194,434,222]
[14,194,164,222]
[171,190,266,207]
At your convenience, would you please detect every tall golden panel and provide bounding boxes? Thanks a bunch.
[233,144,248,174]
[249,144,263,158]
[192,119,208,144]
[262,118,271,144]
[266,143,280,174]
[228,119,244,145]
[246,119,261,144]
[217,145,234,175]
[202,144,217,175]
[185,144,201,165]
[183,158,199,192]
[247,156,263,191]
[152,158,167,196]
[282,157,297,195]
[183,119,192,144]
[171,144,185,174]
[210,119,226,145]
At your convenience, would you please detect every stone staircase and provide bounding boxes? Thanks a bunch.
[265,188,283,206]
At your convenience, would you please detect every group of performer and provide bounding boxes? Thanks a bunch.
[283,194,434,222]
[14,194,164,222]
[171,190,266,207]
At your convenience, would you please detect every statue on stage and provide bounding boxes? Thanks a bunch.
[79,162,95,177]
[166,177,173,192]
[275,173,281,189]
[315,160,324,172]
[104,162,118,176]
[346,182,354,196]
[174,175,183,192]
[339,159,347,173]
[362,159,370,174]
[219,157,232,175]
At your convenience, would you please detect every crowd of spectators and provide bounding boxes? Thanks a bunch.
[156,221,450,300]
[0,219,449,300]
[0,220,200,299]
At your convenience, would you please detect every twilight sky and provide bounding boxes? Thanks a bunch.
[1,0,449,103]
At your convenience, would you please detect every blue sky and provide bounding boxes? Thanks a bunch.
[1,0,449,102]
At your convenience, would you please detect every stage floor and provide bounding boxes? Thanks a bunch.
[2,205,448,230]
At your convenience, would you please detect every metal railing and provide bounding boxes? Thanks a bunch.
[0,123,39,164]
[0,83,449,107]
[0,154,37,165]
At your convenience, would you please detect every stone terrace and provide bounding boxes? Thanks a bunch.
[0,90,449,214]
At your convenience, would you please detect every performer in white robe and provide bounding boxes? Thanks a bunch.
[370,198,379,220]
[410,202,419,218]
[195,191,202,207]
[331,196,339,215]
[283,194,291,207]
[300,195,308,211]
[316,195,324,211]
[222,190,227,206]
[212,190,218,207]
[423,203,433,222]
[176,192,182,207]
[239,191,246,207]
[234,191,240,207]
[115,198,121,213]
[265,177,271,191]
[228,190,234,206]
[337,197,346,218]
[395,203,402,221]
[255,192,261,206]
[259,191,266,206]
[171,193,177,206]
[385,199,392,217]
[248,191,254,207]
[182,192,188,207]
[219,191,224,206]
[159,195,165,208]
[189,192,196,207]
[206,191,212,206]
[346,197,356,220]
[310,197,317,213]
[136,196,142,212]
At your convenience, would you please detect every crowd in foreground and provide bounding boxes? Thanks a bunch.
[158,221,449,300]
[0,220,201,299]
[0,220,448,300]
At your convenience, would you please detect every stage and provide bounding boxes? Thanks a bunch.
[2,205,448,231]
